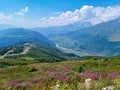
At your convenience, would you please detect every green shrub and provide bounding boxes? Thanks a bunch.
[92,57,97,60]
[28,66,38,72]
[104,58,108,61]
[77,65,84,73]
[19,62,28,65]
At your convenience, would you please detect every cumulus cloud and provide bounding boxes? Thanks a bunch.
[0,5,120,28]
[0,6,32,27]
[0,12,30,27]
[15,6,29,16]
[40,5,120,27]
[0,12,13,24]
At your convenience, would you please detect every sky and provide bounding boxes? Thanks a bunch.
[0,0,120,28]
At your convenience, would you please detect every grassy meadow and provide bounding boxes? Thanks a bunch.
[0,56,120,90]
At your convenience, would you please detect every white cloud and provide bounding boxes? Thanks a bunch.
[40,5,120,27]
[0,5,120,28]
[0,6,32,27]
[15,6,29,16]
[53,11,61,15]
[0,12,30,27]
[0,12,13,24]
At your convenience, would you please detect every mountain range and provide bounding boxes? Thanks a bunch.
[0,28,75,60]
[0,28,56,47]
[50,17,120,56]
[0,17,120,59]
[32,22,92,36]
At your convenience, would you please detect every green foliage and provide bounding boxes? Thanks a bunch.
[0,47,12,55]
[77,64,84,73]
[28,66,38,72]
[0,59,36,68]
[92,57,98,60]
[0,62,13,68]
[9,45,24,54]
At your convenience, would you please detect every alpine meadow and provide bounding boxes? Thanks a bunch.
[0,0,120,90]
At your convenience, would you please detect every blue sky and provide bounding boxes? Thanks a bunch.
[0,0,120,27]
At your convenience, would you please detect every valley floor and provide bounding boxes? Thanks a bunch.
[0,57,120,90]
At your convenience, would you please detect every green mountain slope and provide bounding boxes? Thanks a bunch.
[0,42,73,61]
[0,28,55,47]
[0,28,76,61]
[50,18,120,56]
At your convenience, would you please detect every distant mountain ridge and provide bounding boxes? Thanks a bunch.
[50,17,120,56]
[0,18,120,57]
[32,22,92,36]
[0,28,55,47]
[0,24,16,30]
